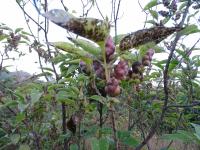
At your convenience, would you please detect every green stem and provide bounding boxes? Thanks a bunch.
[101,44,110,82]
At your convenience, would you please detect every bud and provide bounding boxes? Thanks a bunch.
[79,61,90,74]
[105,77,121,97]
[105,36,115,62]
[158,11,170,17]
[162,0,170,7]
[93,60,105,78]
[170,0,177,12]
[132,61,143,73]
[114,60,129,80]
[146,48,155,57]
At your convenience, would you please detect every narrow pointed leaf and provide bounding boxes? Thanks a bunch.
[69,38,101,56]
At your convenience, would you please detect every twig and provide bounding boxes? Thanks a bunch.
[110,107,119,150]
[94,0,105,20]
[113,0,122,44]
[16,1,45,31]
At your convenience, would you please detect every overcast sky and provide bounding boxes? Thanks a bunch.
[0,0,199,74]
[0,0,148,74]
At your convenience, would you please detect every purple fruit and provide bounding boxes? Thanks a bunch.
[132,61,143,73]
[105,36,115,62]
[105,77,120,97]
[114,60,129,80]
[93,60,105,78]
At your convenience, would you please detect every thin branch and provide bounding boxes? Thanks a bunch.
[114,0,122,44]
[94,0,105,20]
[60,0,68,12]
[110,107,119,150]
[16,1,45,31]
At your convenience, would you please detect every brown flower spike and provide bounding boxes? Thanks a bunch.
[119,26,182,51]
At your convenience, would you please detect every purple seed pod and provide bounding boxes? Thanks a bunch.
[132,61,143,74]
[114,60,129,80]
[93,60,105,78]
[105,77,120,97]
[175,12,181,20]
[170,0,177,12]
[146,48,155,57]
[162,0,170,7]
[158,11,170,17]
[105,36,115,62]
[79,61,89,74]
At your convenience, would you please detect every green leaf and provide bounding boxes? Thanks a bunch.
[144,0,158,10]
[162,16,171,24]
[169,59,179,72]
[113,34,126,45]
[21,31,32,36]
[145,20,157,25]
[0,34,8,41]
[149,10,158,20]
[70,144,78,150]
[30,89,42,106]
[176,49,189,60]
[3,101,18,108]
[56,91,76,105]
[19,144,30,150]
[161,130,197,143]
[90,95,105,104]
[117,130,139,147]
[51,42,90,57]
[99,138,109,150]
[15,28,23,34]
[0,26,12,31]
[10,134,20,144]
[90,138,100,150]
[66,65,79,76]
[179,25,200,35]
[15,113,25,123]
[179,1,187,10]
[0,128,6,138]
[69,38,101,56]
[89,137,109,150]
[191,123,200,140]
